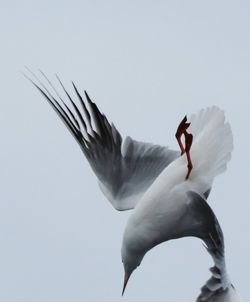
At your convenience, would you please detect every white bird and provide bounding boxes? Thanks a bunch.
[27,72,241,301]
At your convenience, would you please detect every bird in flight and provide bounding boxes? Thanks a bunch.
[27,71,241,301]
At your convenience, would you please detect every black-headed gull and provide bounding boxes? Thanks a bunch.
[28,73,241,300]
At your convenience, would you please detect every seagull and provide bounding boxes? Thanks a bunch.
[27,72,241,300]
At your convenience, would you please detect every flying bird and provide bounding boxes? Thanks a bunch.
[27,72,241,300]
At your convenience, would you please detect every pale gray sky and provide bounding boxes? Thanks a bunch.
[0,1,249,301]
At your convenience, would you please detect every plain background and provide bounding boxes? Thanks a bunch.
[0,1,249,301]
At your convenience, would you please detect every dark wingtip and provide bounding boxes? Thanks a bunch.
[21,67,36,84]
[84,90,93,104]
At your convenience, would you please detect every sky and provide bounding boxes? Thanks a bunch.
[0,1,249,301]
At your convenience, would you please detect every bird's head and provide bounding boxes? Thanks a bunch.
[121,244,145,295]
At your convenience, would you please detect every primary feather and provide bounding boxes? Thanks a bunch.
[27,72,178,211]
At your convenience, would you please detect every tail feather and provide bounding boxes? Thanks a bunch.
[188,106,233,184]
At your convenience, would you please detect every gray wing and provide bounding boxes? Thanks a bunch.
[28,72,179,211]
[186,192,241,302]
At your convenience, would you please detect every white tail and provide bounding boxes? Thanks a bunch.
[187,106,233,184]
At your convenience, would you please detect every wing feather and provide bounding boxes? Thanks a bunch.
[28,72,179,210]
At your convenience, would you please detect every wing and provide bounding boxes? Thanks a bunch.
[186,192,241,302]
[27,72,179,211]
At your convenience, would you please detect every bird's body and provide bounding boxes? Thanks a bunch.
[121,107,233,276]
[123,157,192,255]
[27,72,242,301]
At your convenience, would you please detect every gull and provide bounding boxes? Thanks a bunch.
[27,73,241,300]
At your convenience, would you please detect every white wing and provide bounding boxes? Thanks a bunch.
[28,73,178,211]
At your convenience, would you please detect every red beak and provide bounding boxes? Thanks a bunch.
[122,274,130,296]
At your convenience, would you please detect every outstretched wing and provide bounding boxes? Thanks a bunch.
[28,72,179,210]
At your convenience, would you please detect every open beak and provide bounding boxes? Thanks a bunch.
[122,274,130,296]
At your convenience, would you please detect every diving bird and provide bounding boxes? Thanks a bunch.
[27,72,241,300]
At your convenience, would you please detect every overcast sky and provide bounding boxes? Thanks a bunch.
[0,1,249,301]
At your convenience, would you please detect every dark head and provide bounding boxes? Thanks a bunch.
[121,244,145,295]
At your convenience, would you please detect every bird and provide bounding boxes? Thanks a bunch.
[26,71,241,300]
[120,107,242,301]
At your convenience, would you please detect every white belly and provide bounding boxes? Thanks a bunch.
[123,155,211,249]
